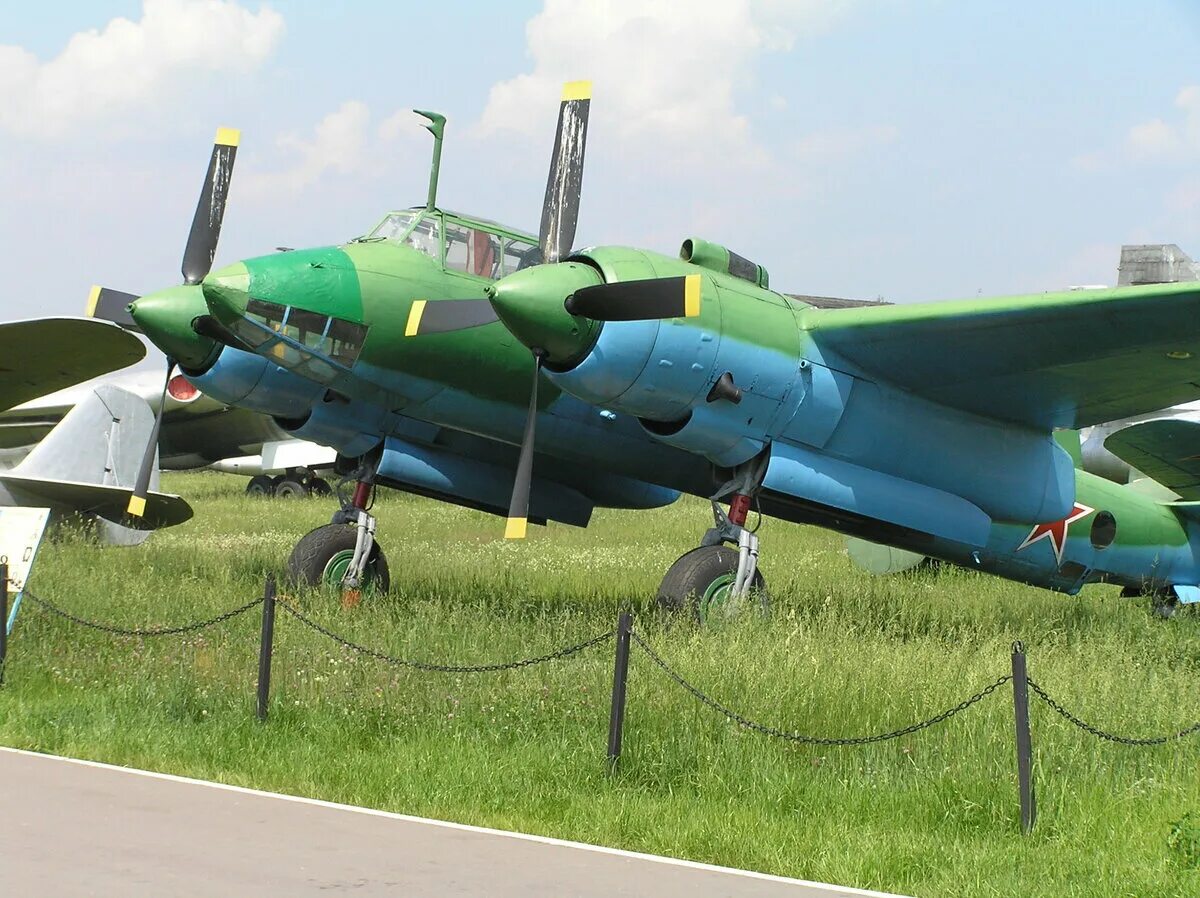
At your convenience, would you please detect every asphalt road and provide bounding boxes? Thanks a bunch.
[0,747,904,897]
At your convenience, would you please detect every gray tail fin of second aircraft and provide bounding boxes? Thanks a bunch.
[0,383,191,535]
[1117,244,1200,286]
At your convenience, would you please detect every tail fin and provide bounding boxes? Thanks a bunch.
[1117,244,1200,286]
[0,384,191,530]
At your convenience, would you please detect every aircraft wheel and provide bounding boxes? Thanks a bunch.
[246,475,274,497]
[274,476,310,498]
[287,523,390,592]
[656,545,768,624]
[309,477,333,497]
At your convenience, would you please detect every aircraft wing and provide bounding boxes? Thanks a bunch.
[0,318,145,413]
[1104,420,1200,500]
[806,281,1200,430]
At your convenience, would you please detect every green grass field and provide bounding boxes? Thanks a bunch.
[3,471,1199,896]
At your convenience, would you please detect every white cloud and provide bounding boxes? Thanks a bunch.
[1125,84,1200,160]
[242,102,424,199]
[477,0,857,165]
[0,0,284,138]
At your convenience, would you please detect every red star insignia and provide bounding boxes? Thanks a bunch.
[1017,503,1094,565]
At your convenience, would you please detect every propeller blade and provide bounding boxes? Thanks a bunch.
[504,352,544,540]
[564,274,702,322]
[538,81,591,265]
[181,127,240,285]
[86,285,141,331]
[126,360,175,519]
[404,298,497,337]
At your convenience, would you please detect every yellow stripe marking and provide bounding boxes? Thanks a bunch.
[126,495,146,517]
[214,126,240,147]
[504,517,527,540]
[561,80,592,101]
[86,285,101,317]
[405,300,427,337]
[683,275,701,317]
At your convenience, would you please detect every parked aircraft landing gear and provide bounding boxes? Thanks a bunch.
[287,477,389,592]
[245,468,333,499]
[657,456,770,623]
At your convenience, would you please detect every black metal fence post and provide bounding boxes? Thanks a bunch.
[256,574,277,721]
[606,610,633,768]
[1011,640,1036,834]
[0,560,8,686]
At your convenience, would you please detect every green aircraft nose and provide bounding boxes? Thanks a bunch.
[201,261,251,322]
[489,262,604,368]
[128,284,219,370]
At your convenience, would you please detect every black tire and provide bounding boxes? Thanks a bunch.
[274,477,310,498]
[246,475,274,497]
[309,477,333,496]
[656,544,767,623]
[286,523,390,592]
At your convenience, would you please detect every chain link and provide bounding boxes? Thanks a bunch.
[632,631,1011,746]
[279,601,613,673]
[24,591,263,638]
[1026,678,1200,745]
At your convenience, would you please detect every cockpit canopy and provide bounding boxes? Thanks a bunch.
[358,208,541,280]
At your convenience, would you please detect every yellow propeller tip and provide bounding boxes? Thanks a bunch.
[126,495,147,517]
[214,126,240,148]
[504,517,528,540]
[404,300,427,337]
[684,274,702,317]
[85,285,101,317]
[561,80,591,102]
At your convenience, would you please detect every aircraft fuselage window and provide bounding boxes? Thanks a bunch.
[365,211,419,242]
[402,216,442,262]
[232,297,368,382]
[445,223,502,279]
[502,238,541,274]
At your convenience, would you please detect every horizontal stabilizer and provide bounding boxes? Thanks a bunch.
[0,318,144,413]
[0,474,191,529]
[1104,419,1200,500]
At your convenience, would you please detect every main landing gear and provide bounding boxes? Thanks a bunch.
[247,467,334,499]
[287,473,390,593]
[657,456,770,623]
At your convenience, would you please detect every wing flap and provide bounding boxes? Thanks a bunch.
[807,282,1200,429]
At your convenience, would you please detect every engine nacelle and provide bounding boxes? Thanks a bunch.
[274,395,388,459]
[184,347,323,419]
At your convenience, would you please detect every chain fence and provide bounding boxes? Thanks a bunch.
[8,578,1200,836]
[1027,678,1200,746]
[632,630,1012,745]
[23,591,264,638]
[278,600,614,673]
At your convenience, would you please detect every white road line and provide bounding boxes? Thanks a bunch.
[2,745,905,897]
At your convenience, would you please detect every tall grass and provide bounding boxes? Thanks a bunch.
[2,471,1198,896]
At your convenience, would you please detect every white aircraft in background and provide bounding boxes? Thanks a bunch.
[0,318,190,543]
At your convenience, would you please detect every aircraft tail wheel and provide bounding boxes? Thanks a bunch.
[274,476,310,498]
[287,523,391,592]
[309,477,333,496]
[656,545,768,624]
[246,474,274,497]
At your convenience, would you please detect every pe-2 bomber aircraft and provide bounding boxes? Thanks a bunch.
[103,84,1200,616]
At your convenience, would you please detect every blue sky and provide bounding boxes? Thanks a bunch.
[2,0,1198,323]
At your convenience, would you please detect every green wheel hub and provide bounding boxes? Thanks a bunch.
[698,572,737,622]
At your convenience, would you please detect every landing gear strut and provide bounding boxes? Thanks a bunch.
[286,464,389,592]
[657,454,770,622]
